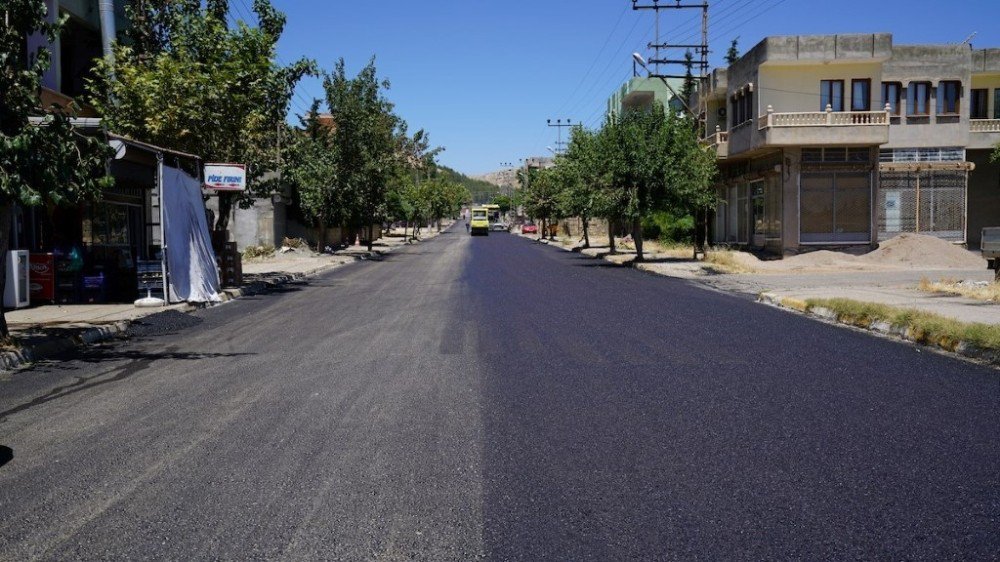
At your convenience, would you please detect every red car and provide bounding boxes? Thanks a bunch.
[521,223,538,235]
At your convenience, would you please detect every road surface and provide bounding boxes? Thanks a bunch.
[0,227,997,560]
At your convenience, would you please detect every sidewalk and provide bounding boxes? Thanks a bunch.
[521,229,1000,326]
[1,223,454,371]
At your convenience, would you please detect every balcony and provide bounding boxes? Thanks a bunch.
[969,119,1000,149]
[752,105,890,149]
[702,127,729,159]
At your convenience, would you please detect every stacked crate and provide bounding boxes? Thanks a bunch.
[217,242,243,288]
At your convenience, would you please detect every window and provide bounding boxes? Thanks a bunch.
[851,79,871,111]
[820,80,844,111]
[881,82,901,115]
[801,147,870,164]
[994,89,1000,119]
[731,90,753,126]
[908,82,931,116]
[971,89,989,119]
[937,81,961,114]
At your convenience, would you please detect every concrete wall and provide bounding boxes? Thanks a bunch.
[882,45,971,149]
[230,198,286,248]
[968,149,1000,249]
[284,219,345,250]
[760,62,882,113]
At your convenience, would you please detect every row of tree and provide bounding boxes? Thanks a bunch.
[284,60,469,251]
[518,104,717,261]
[89,0,467,251]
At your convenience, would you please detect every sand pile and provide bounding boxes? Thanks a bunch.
[858,233,984,269]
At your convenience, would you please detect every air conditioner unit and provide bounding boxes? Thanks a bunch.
[4,250,30,309]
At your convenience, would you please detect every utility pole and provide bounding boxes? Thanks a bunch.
[546,119,579,155]
[631,1,710,81]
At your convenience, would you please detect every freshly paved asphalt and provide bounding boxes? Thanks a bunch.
[0,226,997,560]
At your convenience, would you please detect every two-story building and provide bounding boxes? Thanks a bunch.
[606,76,686,118]
[699,33,1000,255]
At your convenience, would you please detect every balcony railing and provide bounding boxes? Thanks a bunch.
[970,119,1000,133]
[702,128,729,146]
[758,104,891,131]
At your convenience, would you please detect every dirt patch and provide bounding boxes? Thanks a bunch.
[858,233,984,269]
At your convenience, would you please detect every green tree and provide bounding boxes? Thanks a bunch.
[285,100,341,250]
[519,167,561,240]
[681,50,696,108]
[555,127,604,248]
[491,194,513,215]
[725,38,740,65]
[1,0,113,338]
[89,0,315,232]
[600,105,716,261]
[323,57,402,251]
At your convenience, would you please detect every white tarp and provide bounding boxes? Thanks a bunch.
[162,165,222,303]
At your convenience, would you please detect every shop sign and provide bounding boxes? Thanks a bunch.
[204,163,247,191]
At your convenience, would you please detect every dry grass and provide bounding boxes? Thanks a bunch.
[804,297,1000,352]
[281,237,309,249]
[242,245,276,260]
[918,277,1000,302]
[704,249,758,274]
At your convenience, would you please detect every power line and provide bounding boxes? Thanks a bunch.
[230,0,317,116]
[552,4,630,117]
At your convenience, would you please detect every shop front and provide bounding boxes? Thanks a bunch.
[11,135,201,305]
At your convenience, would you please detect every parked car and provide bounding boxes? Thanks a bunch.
[490,222,508,232]
[521,223,538,235]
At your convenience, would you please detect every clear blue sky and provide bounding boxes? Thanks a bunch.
[257,0,1000,176]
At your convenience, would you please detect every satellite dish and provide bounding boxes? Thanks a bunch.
[109,139,127,160]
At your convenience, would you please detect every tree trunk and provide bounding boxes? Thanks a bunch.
[696,206,709,259]
[215,192,233,231]
[317,216,326,252]
[541,218,547,240]
[632,216,644,262]
[366,218,374,252]
[582,216,590,249]
[0,205,12,340]
[608,219,617,255]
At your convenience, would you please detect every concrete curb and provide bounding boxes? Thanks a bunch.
[0,320,132,372]
[758,292,1000,367]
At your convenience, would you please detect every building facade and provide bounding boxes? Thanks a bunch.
[606,76,685,118]
[698,33,1000,254]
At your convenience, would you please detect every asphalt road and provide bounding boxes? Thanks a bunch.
[0,227,997,561]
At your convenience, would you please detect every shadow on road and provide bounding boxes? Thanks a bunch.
[1,346,254,423]
[0,446,12,468]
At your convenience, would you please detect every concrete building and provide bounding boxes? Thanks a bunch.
[697,33,1000,254]
[606,76,685,118]
[28,0,127,112]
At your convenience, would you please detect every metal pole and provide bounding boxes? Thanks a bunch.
[157,153,169,304]
[98,0,116,69]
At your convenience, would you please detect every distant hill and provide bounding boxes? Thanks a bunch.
[437,165,501,204]
[473,169,518,189]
